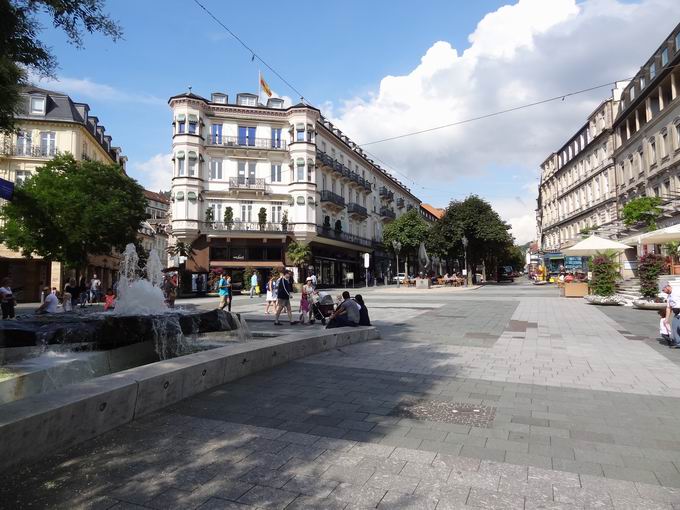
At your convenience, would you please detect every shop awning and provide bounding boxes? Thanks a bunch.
[562,235,632,256]
[622,224,680,246]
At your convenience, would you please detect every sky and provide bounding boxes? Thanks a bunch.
[29,0,680,244]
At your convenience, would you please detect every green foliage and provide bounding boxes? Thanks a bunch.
[243,266,255,290]
[580,227,593,236]
[664,241,680,263]
[431,195,513,273]
[223,206,233,228]
[638,252,666,300]
[286,241,312,282]
[500,245,525,270]
[382,208,430,255]
[588,250,620,297]
[167,240,195,261]
[258,207,267,228]
[281,210,288,231]
[0,154,146,269]
[205,207,214,223]
[622,196,662,231]
[0,0,122,132]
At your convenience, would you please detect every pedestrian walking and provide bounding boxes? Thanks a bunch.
[90,274,101,304]
[217,272,232,312]
[249,271,259,298]
[64,278,78,309]
[274,270,297,326]
[663,281,680,348]
[310,273,317,289]
[78,276,88,307]
[0,277,16,320]
[264,275,276,314]
[299,277,314,324]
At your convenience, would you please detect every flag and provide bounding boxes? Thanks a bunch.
[260,75,272,97]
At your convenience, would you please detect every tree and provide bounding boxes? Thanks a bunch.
[500,245,525,271]
[0,0,122,132]
[286,241,312,282]
[167,240,195,261]
[281,210,288,231]
[0,154,146,269]
[589,251,620,297]
[622,196,662,231]
[223,206,233,229]
[205,207,214,223]
[258,207,267,230]
[382,209,430,273]
[434,195,513,283]
[638,252,665,300]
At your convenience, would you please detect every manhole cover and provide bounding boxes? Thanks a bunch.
[390,400,496,428]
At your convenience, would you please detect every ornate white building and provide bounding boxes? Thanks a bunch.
[168,91,420,288]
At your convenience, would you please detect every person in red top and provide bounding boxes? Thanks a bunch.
[104,288,116,311]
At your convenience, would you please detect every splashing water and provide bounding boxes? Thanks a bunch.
[114,244,167,316]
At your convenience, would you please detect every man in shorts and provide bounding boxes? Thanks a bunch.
[217,272,232,312]
[274,270,297,326]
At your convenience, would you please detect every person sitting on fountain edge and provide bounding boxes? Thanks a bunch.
[326,291,360,329]
[36,287,59,314]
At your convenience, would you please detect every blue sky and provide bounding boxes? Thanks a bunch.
[31,0,680,242]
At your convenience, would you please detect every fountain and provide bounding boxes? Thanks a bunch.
[0,244,250,403]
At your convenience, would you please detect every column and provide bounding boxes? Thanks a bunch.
[659,86,665,111]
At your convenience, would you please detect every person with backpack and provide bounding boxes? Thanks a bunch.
[274,270,297,326]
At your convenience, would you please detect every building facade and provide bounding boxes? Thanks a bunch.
[168,91,420,288]
[139,190,170,267]
[420,203,444,223]
[0,87,127,301]
[537,22,680,275]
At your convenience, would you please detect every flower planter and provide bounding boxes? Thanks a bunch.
[632,300,667,310]
[584,295,622,306]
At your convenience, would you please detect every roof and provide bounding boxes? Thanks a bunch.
[420,203,444,219]
[167,91,209,103]
[144,189,170,205]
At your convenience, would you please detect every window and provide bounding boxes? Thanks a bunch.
[630,87,635,101]
[321,141,327,152]
[638,149,644,173]
[649,138,657,164]
[175,191,184,201]
[662,48,669,66]
[30,96,45,115]
[271,128,282,148]
[321,174,326,190]
[209,159,222,180]
[241,204,252,222]
[178,121,185,133]
[296,158,305,181]
[16,130,31,155]
[640,76,646,89]
[15,170,31,185]
[188,152,197,176]
[676,33,680,53]
[296,127,305,142]
[271,205,282,223]
[238,126,256,146]
[188,121,197,134]
[661,131,668,158]
[177,158,185,176]
[210,124,222,144]
[238,95,257,106]
[271,164,281,182]
[650,62,656,79]
[39,131,56,156]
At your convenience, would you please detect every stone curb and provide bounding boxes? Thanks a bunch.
[0,326,379,473]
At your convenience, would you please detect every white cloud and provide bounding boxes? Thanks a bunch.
[29,73,164,105]
[329,0,679,244]
[128,153,173,192]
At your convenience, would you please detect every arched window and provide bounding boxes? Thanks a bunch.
[296,158,305,181]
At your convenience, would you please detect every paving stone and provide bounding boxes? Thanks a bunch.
[321,465,376,485]
[366,472,420,494]
[504,451,553,470]
[282,475,339,498]
[195,497,255,510]
[357,456,407,475]
[417,439,463,455]
[553,485,614,508]
[285,495,347,510]
[389,447,437,464]
[602,465,660,485]
[239,468,294,489]
[312,438,356,452]
[351,443,395,458]
[459,445,506,463]
[278,432,320,446]
[236,485,298,509]
[377,490,438,509]
[433,453,482,472]
[466,487,525,509]
[329,482,387,507]
[552,458,605,476]
[485,438,530,453]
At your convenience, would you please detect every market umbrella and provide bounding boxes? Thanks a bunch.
[562,235,632,256]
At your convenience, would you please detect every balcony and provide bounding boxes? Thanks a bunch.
[396,198,405,208]
[379,187,394,202]
[229,177,266,191]
[316,150,334,168]
[0,144,56,158]
[206,221,288,234]
[207,136,286,150]
[348,202,368,219]
[380,206,396,221]
[316,225,372,248]
[319,190,345,210]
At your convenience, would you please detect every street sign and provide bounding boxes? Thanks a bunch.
[363,253,370,268]
[0,178,14,201]
[346,272,354,280]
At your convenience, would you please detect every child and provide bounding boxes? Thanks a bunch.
[299,289,309,324]
[660,309,672,346]
[104,288,116,311]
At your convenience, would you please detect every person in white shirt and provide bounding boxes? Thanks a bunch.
[0,277,15,319]
[36,287,59,314]
[663,282,680,348]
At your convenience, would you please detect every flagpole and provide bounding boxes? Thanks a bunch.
[258,69,261,105]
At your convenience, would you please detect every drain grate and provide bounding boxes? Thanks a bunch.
[390,400,496,428]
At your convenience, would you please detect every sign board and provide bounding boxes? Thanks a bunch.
[462,269,467,276]
[346,272,354,280]
[0,178,14,201]
[363,253,370,268]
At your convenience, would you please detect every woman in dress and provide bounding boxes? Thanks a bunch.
[264,275,276,314]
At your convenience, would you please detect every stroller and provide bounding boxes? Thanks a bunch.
[310,291,335,325]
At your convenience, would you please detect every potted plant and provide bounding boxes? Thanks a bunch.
[258,207,267,231]
[223,206,234,230]
[286,241,312,290]
[584,250,623,305]
[633,252,667,309]
[205,207,214,223]
[281,210,288,232]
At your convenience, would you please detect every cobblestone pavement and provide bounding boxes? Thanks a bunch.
[6,282,680,509]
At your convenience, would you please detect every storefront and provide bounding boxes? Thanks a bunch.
[311,242,363,288]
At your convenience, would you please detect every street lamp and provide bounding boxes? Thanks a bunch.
[461,235,468,287]
[392,240,402,288]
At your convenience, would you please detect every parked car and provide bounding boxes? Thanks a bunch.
[393,273,407,283]
[499,266,515,282]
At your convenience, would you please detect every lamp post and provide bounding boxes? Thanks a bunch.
[392,240,402,288]
[461,235,468,287]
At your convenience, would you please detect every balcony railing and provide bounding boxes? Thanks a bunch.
[396,198,405,208]
[319,190,345,208]
[380,206,396,220]
[207,136,286,150]
[316,150,374,193]
[206,221,288,233]
[316,225,373,248]
[379,187,394,202]
[347,202,368,218]
[0,145,56,158]
[229,177,266,190]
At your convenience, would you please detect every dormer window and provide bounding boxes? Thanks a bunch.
[30,96,45,115]
[661,48,669,66]
[650,62,656,79]
[237,94,257,106]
